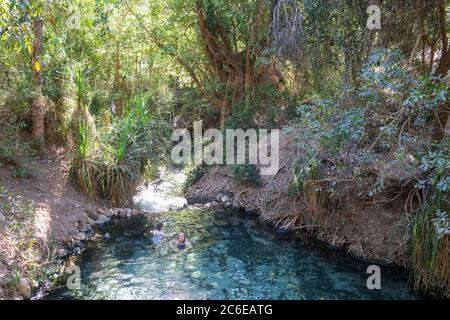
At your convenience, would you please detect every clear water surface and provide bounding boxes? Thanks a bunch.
[45,209,421,300]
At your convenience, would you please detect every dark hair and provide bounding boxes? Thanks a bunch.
[155,223,163,231]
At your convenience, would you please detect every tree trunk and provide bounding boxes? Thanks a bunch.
[432,51,450,141]
[430,0,449,142]
[196,0,281,129]
[31,16,46,147]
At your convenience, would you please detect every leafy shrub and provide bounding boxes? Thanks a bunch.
[411,147,450,296]
[0,118,35,177]
[231,164,261,186]
[183,163,208,193]
[288,146,320,196]
[71,94,170,206]
[296,49,448,157]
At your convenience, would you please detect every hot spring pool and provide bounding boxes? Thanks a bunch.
[45,209,421,300]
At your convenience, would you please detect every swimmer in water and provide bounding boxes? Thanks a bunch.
[175,232,191,250]
[151,223,165,243]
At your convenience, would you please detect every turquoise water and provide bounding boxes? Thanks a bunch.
[45,209,421,300]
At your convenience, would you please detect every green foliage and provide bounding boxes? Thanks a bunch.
[296,49,448,157]
[183,163,208,193]
[225,84,297,130]
[0,118,35,177]
[231,164,261,186]
[288,145,320,196]
[71,94,170,206]
[411,147,450,296]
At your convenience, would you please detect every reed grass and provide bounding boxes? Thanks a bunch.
[70,94,169,206]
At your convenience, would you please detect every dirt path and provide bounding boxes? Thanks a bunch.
[0,148,97,298]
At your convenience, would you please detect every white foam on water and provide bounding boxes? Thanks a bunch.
[133,167,187,213]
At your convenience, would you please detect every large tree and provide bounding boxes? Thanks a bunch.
[1,0,47,147]
[195,0,301,128]
[31,14,46,146]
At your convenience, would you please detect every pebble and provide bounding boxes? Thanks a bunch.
[74,232,87,241]
[94,214,111,225]
[88,210,99,221]
[80,223,93,234]
[0,212,6,225]
[57,249,68,259]
[17,278,31,299]
[72,247,82,256]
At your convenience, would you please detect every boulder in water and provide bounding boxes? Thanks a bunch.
[119,210,127,218]
[95,214,110,225]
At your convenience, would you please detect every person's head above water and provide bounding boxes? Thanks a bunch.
[176,232,185,243]
[155,223,163,231]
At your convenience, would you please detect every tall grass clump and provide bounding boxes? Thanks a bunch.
[70,93,170,207]
[97,95,169,206]
[410,148,450,297]
[71,120,99,200]
[69,65,99,200]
